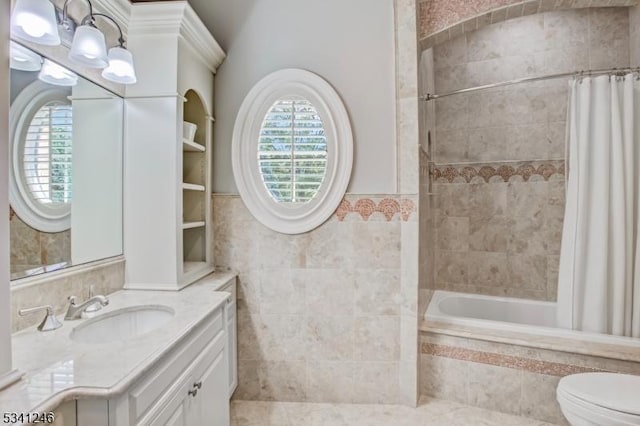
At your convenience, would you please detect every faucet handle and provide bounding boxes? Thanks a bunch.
[19,305,63,332]
[84,285,102,313]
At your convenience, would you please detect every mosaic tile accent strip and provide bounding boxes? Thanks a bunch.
[336,198,416,222]
[419,0,638,48]
[432,161,565,183]
[422,342,606,376]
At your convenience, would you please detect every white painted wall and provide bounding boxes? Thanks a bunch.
[0,0,13,382]
[212,0,396,194]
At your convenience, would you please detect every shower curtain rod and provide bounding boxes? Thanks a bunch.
[421,66,640,101]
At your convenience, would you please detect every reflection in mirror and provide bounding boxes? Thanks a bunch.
[9,41,123,281]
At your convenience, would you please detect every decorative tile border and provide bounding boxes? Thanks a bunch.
[432,161,564,183]
[422,342,607,377]
[336,198,416,222]
[419,0,638,50]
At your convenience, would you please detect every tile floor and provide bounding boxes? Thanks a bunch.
[231,397,558,426]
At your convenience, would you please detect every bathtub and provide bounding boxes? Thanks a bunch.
[425,290,640,352]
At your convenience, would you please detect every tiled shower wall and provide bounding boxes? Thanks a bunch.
[9,210,70,276]
[213,194,416,404]
[632,5,640,65]
[426,7,631,300]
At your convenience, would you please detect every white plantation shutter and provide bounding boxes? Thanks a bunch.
[258,98,327,203]
[23,102,73,205]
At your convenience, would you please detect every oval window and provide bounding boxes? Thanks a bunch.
[258,98,327,204]
[9,81,73,232]
[233,69,353,234]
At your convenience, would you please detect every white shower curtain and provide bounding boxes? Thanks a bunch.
[557,73,640,337]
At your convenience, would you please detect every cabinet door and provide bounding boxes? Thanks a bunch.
[147,380,193,426]
[226,298,237,397]
[192,332,229,426]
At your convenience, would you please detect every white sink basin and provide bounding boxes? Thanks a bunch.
[70,305,175,344]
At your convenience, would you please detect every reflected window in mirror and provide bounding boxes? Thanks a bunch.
[8,42,124,282]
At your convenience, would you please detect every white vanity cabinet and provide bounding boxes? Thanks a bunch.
[76,300,231,426]
[123,1,226,291]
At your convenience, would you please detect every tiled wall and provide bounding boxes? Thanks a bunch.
[9,210,70,276]
[10,258,124,332]
[632,5,640,65]
[213,194,416,404]
[427,8,630,301]
[418,0,638,48]
[420,332,640,424]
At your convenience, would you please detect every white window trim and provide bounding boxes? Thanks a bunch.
[232,69,353,234]
[9,80,72,232]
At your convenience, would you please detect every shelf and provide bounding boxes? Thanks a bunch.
[183,138,205,152]
[182,183,205,191]
[182,221,205,229]
[184,260,208,274]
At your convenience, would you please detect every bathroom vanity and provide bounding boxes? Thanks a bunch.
[1,272,237,426]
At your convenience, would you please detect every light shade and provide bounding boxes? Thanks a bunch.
[38,59,78,86]
[102,46,137,84]
[68,25,108,68]
[10,0,61,46]
[10,41,42,71]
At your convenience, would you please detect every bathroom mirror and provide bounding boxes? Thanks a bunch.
[9,41,123,281]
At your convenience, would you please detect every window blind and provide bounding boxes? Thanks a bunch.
[23,102,73,205]
[258,99,327,203]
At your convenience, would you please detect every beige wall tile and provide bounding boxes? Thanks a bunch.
[234,359,260,400]
[467,363,522,415]
[260,269,305,315]
[353,316,401,361]
[305,361,355,403]
[467,251,509,287]
[631,6,640,65]
[420,354,468,404]
[306,316,355,361]
[258,360,307,401]
[354,269,402,316]
[301,269,355,316]
[352,222,401,269]
[520,372,567,424]
[436,216,469,251]
[352,362,401,404]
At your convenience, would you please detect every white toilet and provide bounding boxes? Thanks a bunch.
[557,373,640,425]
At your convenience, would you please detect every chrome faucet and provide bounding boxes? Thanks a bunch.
[19,305,63,332]
[65,294,109,320]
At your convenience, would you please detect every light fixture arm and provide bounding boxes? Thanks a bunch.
[91,13,126,47]
[62,0,95,28]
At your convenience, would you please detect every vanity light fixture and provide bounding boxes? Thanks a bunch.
[38,59,78,86]
[9,41,43,71]
[10,0,61,46]
[93,13,137,84]
[9,0,137,84]
[64,0,108,68]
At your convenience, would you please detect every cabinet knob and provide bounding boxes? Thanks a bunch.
[188,388,198,397]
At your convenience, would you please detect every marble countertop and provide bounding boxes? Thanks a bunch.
[0,272,236,421]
